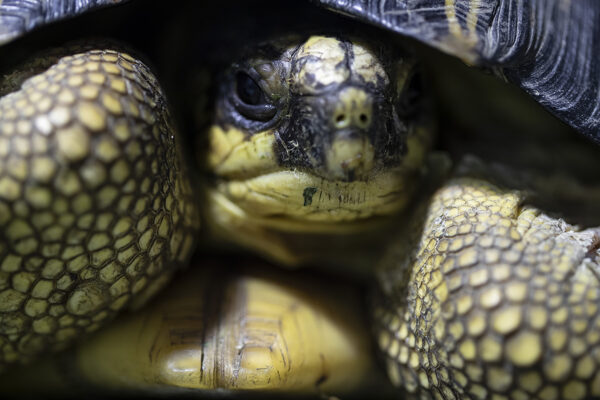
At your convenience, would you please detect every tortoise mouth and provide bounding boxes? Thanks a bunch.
[209,167,416,230]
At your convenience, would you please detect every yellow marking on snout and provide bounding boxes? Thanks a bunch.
[328,87,375,179]
[334,87,372,129]
[296,36,349,92]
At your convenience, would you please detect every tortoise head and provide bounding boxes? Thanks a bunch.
[203,35,434,263]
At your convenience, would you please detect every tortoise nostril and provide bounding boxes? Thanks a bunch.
[334,113,348,128]
[334,112,370,130]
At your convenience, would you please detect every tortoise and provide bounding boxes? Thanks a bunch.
[0,0,599,399]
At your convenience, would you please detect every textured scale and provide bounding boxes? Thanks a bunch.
[0,48,199,369]
[376,176,600,399]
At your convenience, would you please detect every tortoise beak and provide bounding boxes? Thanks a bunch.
[327,130,375,181]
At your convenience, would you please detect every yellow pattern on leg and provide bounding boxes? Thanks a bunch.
[0,47,199,369]
[377,175,600,399]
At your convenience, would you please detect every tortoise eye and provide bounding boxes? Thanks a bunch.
[236,72,263,105]
[233,72,277,121]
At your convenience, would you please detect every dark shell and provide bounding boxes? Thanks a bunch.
[0,0,127,45]
[314,0,600,144]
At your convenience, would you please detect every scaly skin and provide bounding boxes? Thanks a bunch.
[376,167,600,399]
[0,258,383,396]
[0,48,198,369]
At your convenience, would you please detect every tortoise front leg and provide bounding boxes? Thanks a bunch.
[376,164,600,399]
[0,46,198,369]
